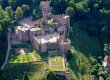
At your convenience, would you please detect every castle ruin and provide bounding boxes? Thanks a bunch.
[11,1,71,53]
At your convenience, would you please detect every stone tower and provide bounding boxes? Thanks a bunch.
[40,1,51,18]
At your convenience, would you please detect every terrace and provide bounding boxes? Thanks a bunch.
[49,54,66,71]
[4,43,48,79]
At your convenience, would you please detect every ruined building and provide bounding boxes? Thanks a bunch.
[11,1,71,53]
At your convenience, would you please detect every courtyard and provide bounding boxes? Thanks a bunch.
[49,54,66,71]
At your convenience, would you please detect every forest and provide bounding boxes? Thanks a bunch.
[0,0,110,80]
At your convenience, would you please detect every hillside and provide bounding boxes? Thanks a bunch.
[0,0,110,80]
[68,26,102,79]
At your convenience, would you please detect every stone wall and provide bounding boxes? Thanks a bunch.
[48,51,59,55]
[41,43,47,52]
[47,43,59,50]
[16,28,29,42]
[10,32,17,40]
[59,40,71,52]
[40,1,51,18]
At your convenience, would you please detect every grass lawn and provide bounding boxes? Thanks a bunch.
[4,44,48,80]
[8,47,35,63]
[49,54,65,71]
[4,62,48,80]
[68,27,102,79]
[9,53,33,63]
[9,44,48,64]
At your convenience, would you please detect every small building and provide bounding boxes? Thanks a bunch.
[102,55,110,71]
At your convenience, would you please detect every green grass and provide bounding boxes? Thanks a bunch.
[4,62,48,80]
[9,53,34,63]
[4,44,48,80]
[49,54,65,71]
[8,44,48,64]
[8,48,36,63]
[68,27,102,79]
[69,27,102,57]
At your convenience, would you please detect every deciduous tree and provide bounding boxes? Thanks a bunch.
[15,6,23,21]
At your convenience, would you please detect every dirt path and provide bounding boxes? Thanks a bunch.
[30,53,37,61]
[1,32,11,70]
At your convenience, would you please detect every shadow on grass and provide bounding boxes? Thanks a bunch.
[68,53,80,78]
[38,52,48,59]
[3,61,48,79]
[67,27,103,79]
[69,27,103,57]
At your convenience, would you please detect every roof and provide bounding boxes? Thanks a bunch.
[33,20,41,25]
[30,27,41,32]
[17,26,29,32]
[19,16,34,28]
[104,56,110,62]
[64,15,69,19]
[102,62,107,67]
[103,55,110,67]
[34,33,60,44]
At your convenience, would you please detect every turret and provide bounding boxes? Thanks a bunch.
[40,1,51,18]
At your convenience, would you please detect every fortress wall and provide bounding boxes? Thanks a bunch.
[31,36,40,51]
[16,29,29,42]
[22,30,29,41]
[10,32,17,40]
[59,41,71,52]
[40,1,51,18]
[17,29,22,41]
[41,43,47,52]
[29,31,39,51]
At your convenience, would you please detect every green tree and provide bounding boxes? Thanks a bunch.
[69,0,75,8]
[0,10,11,30]
[5,6,13,18]
[99,8,110,20]
[46,71,57,80]
[33,0,40,4]
[32,9,40,20]
[66,6,75,18]
[23,72,29,80]
[99,76,104,80]
[79,63,86,75]
[75,2,89,20]
[75,2,85,16]
[15,6,23,21]
[90,57,97,65]
[22,4,30,17]
[8,0,18,10]
[0,0,9,8]
[51,0,68,14]
[66,50,72,61]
